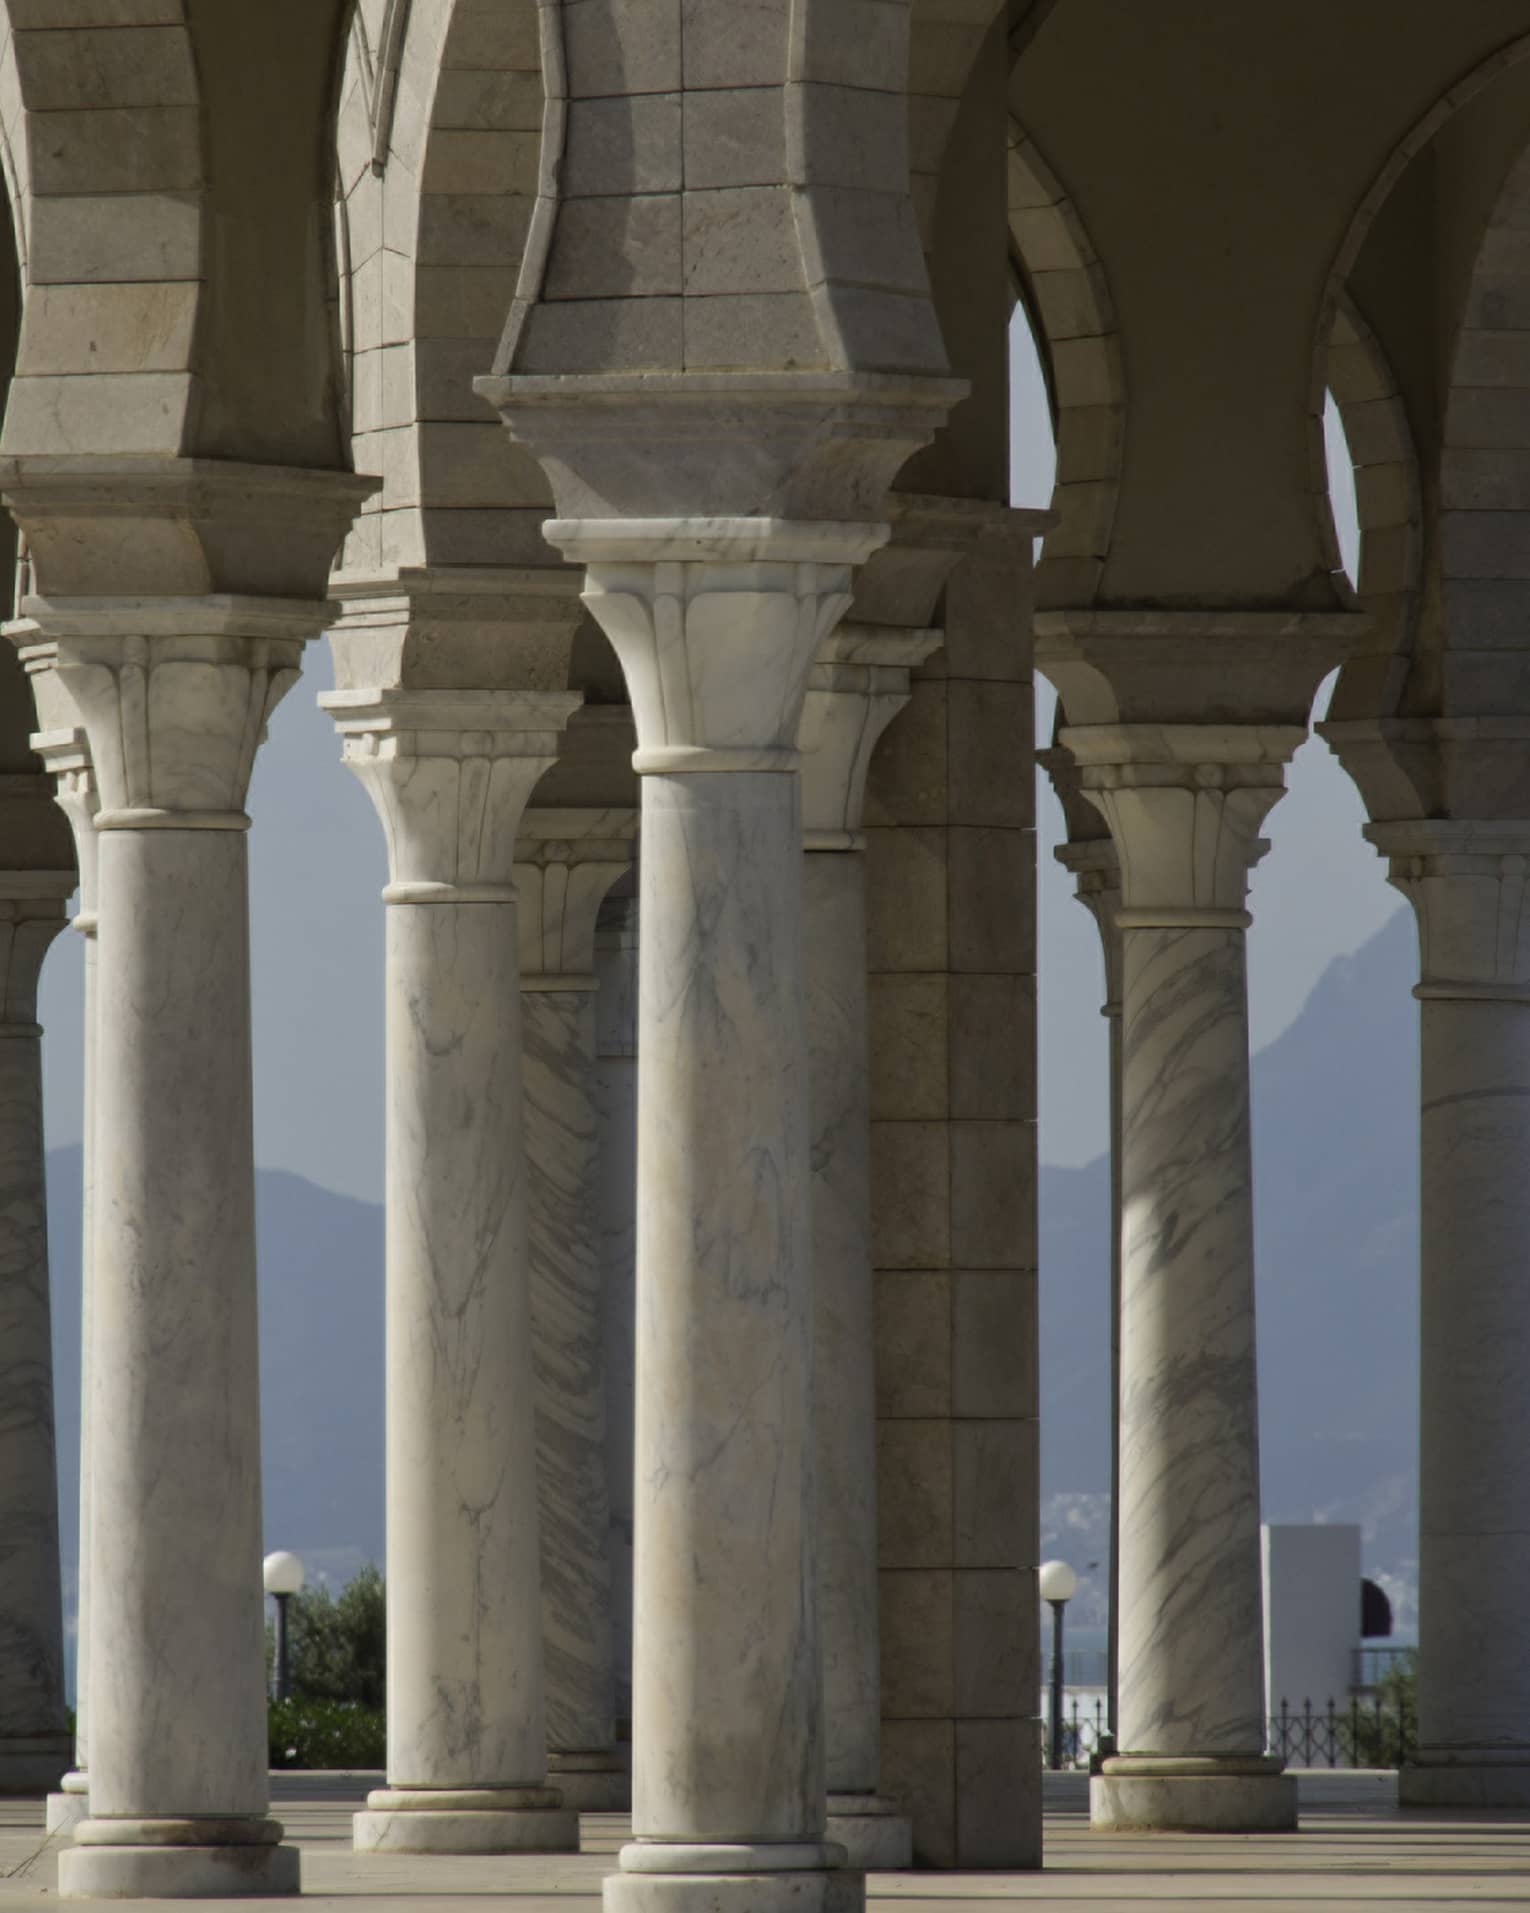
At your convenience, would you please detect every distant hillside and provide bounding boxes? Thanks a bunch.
[1041,907,1421,1631]
[41,906,1425,1681]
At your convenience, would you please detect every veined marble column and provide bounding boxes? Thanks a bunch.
[1064,721,1301,1836]
[518,809,637,1814]
[38,606,317,1899]
[325,686,582,1857]
[26,723,99,1831]
[0,856,73,1797]
[544,518,888,1913]
[1364,821,1530,1807]
[1040,763,1124,1747]
[798,624,938,1870]
[594,898,638,1744]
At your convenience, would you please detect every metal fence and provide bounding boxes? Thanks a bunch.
[1042,1691,1416,1772]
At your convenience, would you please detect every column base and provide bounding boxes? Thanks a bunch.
[46,1769,91,1833]
[1400,1750,1530,1808]
[354,1786,579,1854]
[1091,1757,1298,1833]
[59,1818,298,1899]
[605,1842,863,1913]
[0,1733,71,1795]
[550,1751,631,1812]
[825,1795,912,1870]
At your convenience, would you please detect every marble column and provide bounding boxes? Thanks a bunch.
[0,863,73,1797]
[26,724,98,1830]
[544,518,887,1913]
[517,809,637,1814]
[798,624,938,1870]
[1364,821,1530,1807]
[38,608,316,1898]
[594,898,639,1745]
[1063,721,1301,1836]
[325,686,582,1856]
[1045,796,1124,1745]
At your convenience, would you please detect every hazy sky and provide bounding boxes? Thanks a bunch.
[33,316,1403,1195]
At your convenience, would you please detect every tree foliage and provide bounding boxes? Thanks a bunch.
[270,1563,386,1710]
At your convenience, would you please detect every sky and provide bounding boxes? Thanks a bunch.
[33,314,1403,1194]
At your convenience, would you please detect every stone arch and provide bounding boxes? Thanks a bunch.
[1006,118,1123,612]
[1321,293,1422,711]
[335,0,551,577]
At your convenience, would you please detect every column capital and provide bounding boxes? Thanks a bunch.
[516,808,639,988]
[1060,723,1304,926]
[1365,818,1530,1001]
[799,623,941,847]
[323,687,582,901]
[326,564,586,697]
[542,520,889,774]
[12,598,321,829]
[27,728,98,931]
[1036,607,1365,728]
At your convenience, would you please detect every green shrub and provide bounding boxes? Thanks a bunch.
[268,1697,385,1770]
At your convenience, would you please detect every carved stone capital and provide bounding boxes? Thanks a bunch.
[327,565,585,697]
[13,598,319,828]
[1037,608,1365,728]
[1366,819,1530,1001]
[1061,723,1304,926]
[27,728,97,928]
[476,372,961,524]
[799,623,941,845]
[323,687,581,899]
[542,519,888,773]
[515,808,639,987]
[0,457,376,602]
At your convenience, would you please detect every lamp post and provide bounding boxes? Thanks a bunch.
[1039,1558,1077,1770]
[264,1551,305,1703]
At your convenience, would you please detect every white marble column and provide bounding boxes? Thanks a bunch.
[1051,831,1123,1743]
[0,865,73,1797]
[1064,721,1301,1835]
[1363,821,1530,1807]
[39,609,314,1899]
[798,625,937,1870]
[26,725,99,1831]
[545,518,887,1913]
[517,810,637,1814]
[594,898,638,1745]
[326,687,582,1856]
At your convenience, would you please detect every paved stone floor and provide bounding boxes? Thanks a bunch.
[3,1772,1530,1910]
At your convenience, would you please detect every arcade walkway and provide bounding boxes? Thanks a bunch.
[3,1774,1529,1911]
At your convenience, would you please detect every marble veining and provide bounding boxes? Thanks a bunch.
[1115,925,1265,1760]
[526,988,616,1758]
[631,770,823,1844]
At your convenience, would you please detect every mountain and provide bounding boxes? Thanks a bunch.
[40,906,1425,1678]
[1041,907,1422,1632]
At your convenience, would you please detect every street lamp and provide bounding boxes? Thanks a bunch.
[1039,1558,1078,1771]
[263,1551,305,1702]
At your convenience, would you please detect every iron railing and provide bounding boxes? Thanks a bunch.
[1041,1691,1417,1771]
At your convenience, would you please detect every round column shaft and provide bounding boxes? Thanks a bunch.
[46,613,313,1901]
[1065,722,1300,1836]
[26,724,99,1831]
[518,814,637,1814]
[551,518,889,1913]
[0,879,72,1798]
[1370,822,1530,1807]
[326,685,581,1857]
[799,624,936,1871]
[594,901,639,1748]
